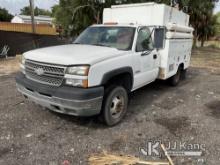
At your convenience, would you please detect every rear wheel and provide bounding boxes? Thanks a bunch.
[181,69,187,80]
[169,66,181,86]
[101,86,128,126]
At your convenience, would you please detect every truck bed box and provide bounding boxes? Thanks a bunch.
[103,3,189,26]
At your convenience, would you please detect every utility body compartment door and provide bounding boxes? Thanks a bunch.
[132,27,160,90]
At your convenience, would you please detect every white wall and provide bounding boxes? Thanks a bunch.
[103,3,189,26]
[11,16,52,25]
[11,16,24,23]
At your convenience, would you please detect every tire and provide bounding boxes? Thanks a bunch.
[181,69,187,80]
[169,66,181,86]
[101,86,128,126]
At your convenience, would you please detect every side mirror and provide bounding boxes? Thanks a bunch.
[154,28,165,50]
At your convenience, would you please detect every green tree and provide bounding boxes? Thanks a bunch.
[217,12,220,23]
[20,6,52,16]
[53,0,217,45]
[53,0,170,36]
[187,0,216,47]
[53,0,96,36]
[0,7,13,22]
[215,12,220,36]
[20,6,31,15]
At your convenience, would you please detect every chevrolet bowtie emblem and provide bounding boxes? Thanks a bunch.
[35,68,44,76]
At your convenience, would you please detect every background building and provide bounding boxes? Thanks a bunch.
[11,15,53,25]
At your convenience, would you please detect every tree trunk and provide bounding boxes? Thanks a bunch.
[193,37,197,48]
[201,39,205,47]
[193,29,198,48]
[95,11,100,24]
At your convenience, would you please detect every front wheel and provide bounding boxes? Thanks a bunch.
[101,86,128,126]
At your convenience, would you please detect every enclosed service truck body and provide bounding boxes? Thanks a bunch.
[103,3,193,81]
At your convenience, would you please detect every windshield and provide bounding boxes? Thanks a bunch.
[74,26,135,50]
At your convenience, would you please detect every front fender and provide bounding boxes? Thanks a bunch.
[101,67,133,85]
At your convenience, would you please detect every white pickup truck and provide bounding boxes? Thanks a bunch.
[16,3,193,126]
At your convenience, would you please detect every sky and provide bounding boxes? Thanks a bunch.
[0,0,58,15]
[0,0,220,15]
[215,1,220,14]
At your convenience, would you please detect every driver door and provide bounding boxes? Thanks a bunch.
[133,27,159,90]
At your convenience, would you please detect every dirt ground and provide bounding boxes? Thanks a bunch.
[0,56,21,76]
[0,48,220,165]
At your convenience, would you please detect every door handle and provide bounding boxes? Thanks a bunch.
[141,51,151,56]
[153,54,157,59]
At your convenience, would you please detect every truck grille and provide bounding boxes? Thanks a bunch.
[25,60,66,86]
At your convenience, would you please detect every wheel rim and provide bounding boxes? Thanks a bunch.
[110,94,125,119]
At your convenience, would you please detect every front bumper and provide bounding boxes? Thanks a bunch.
[15,73,104,116]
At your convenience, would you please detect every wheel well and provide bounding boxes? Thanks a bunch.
[179,63,184,70]
[104,73,133,92]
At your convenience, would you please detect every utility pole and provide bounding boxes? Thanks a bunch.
[29,0,36,33]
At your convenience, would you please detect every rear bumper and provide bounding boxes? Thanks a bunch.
[15,73,104,116]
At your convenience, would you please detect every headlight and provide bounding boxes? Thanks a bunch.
[66,66,89,76]
[65,78,88,88]
[20,55,25,74]
[21,55,25,65]
[65,66,89,88]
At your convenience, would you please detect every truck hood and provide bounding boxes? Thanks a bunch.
[24,44,126,65]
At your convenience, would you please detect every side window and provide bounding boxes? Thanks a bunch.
[136,27,154,52]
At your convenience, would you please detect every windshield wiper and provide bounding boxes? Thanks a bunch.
[73,43,114,49]
[92,43,112,48]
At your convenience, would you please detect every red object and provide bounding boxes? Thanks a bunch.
[62,160,70,165]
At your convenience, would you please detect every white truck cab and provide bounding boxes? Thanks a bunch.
[16,3,193,126]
